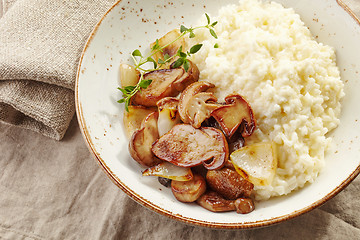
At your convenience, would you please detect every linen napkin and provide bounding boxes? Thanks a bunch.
[0,0,116,140]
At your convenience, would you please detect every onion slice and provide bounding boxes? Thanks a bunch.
[142,162,193,181]
[230,142,277,186]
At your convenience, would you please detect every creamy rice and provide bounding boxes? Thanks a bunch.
[189,0,344,200]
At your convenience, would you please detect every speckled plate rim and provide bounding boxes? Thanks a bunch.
[75,0,360,229]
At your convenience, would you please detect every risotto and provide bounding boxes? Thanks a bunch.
[189,0,345,200]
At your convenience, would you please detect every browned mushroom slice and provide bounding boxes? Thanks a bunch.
[150,29,185,65]
[206,168,253,200]
[123,105,156,139]
[171,60,199,91]
[132,61,199,107]
[157,97,179,109]
[129,112,162,167]
[156,97,180,136]
[178,81,219,127]
[171,173,206,202]
[234,198,255,214]
[211,95,256,138]
[196,191,236,212]
[152,124,228,170]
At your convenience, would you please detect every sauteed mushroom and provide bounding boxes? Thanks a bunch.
[211,95,256,138]
[171,173,206,202]
[132,61,199,107]
[129,112,162,167]
[150,29,185,65]
[178,81,218,128]
[206,168,253,200]
[196,191,236,212]
[234,198,255,214]
[152,124,228,170]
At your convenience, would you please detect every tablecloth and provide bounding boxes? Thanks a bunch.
[1,0,360,239]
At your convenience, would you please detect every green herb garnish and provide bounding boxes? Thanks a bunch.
[118,13,218,111]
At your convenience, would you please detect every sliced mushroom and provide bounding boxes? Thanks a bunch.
[234,198,255,214]
[196,191,236,212]
[132,61,199,107]
[228,129,245,153]
[150,29,185,65]
[123,105,156,139]
[206,168,253,200]
[158,177,172,187]
[171,173,206,202]
[202,116,222,129]
[211,95,256,138]
[152,124,228,170]
[186,92,219,128]
[119,63,140,87]
[156,97,180,136]
[178,81,219,128]
[129,112,162,167]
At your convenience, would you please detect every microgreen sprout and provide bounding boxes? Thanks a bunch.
[118,13,218,111]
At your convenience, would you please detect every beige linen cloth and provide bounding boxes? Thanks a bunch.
[1,0,360,239]
[0,0,117,140]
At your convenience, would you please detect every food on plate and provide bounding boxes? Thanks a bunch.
[129,112,161,167]
[117,0,344,213]
[196,191,237,212]
[211,95,256,138]
[152,124,229,170]
[119,63,140,88]
[131,62,199,107]
[149,29,185,66]
[189,0,344,200]
[156,97,181,136]
[206,168,253,199]
[234,198,255,214]
[178,81,218,128]
[123,105,156,138]
[142,162,193,181]
[230,142,277,186]
[171,174,207,202]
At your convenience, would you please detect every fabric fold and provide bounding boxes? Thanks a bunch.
[0,80,75,140]
[0,0,116,140]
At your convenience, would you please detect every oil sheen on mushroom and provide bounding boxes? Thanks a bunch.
[211,94,256,138]
[178,81,219,128]
[129,112,162,167]
[171,173,206,202]
[152,124,228,170]
[196,191,236,212]
[206,168,254,199]
[131,61,199,107]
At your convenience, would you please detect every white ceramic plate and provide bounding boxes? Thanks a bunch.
[76,0,360,228]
